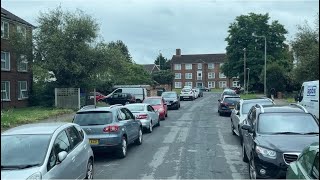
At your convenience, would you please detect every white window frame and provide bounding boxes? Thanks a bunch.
[219,81,227,88]
[174,82,182,88]
[185,64,192,70]
[1,81,10,101]
[175,73,181,79]
[208,81,215,88]
[198,63,202,69]
[208,63,214,69]
[219,72,227,79]
[174,64,181,70]
[208,72,215,79]
[185,82,193,87]
[185,73,192,79]
[1,20,9,39]
[18,81,28,100]
[17,25,27,39]
[1,51,10,71]
[17,55,28,72]
[220,63,224,68]
[232,81,240,87]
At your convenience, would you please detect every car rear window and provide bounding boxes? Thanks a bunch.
[143,98,161,105]
[223,97,240,103]
[73,111,113,126]
[258,113,319,134]
[126,105,145,112]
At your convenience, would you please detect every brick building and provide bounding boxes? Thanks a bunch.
[1,7,34,109]
[171,49,239,89]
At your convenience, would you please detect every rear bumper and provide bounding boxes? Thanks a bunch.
[87,135,122,151]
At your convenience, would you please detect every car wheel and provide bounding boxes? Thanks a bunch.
[249,156,257,179]
[117,136,127,158]
[85,158,93,179]
[157,119,160,126]
[165,112,168,117]
[135,128,143,145]
[242,144,249,163]
[219,111,222,116]
[148,122,153,133]
[231,119,236,135]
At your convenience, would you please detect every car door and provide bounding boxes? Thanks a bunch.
[243,108,254,157]
[233,102,241,133]
[123,108,140,141]
[162,98,167,113]
[45,130,73,179]
[247,108,257,160]
[147,105,158,124]
[119,108,135,143]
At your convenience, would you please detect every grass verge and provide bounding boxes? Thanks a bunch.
[1,107,75,129]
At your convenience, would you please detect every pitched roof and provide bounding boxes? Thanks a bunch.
[142,64,160,73]
[171,53,226,64]
[1,7,35,27]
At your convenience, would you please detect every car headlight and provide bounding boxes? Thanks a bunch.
[27,172,42,180]
[256,146,276,159]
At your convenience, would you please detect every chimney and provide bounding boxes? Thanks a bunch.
[176,49,181,56]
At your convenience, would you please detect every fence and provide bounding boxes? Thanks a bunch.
[55,88,80,109]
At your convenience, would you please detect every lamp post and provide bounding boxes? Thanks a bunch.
[158,50,161,70]
[252,33,267,96]
[246,68,250,94]
[243,48,246,93]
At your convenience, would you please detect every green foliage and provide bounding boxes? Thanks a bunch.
[107,40,133,63]
[264,63,287,93]
[152,70,174,85]
[154,53,171,70]
[223,13,292,91]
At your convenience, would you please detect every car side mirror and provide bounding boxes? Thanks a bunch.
[236,111,240,116]
[218,99,221,102]
[241,124,254,133]
[57,151,68,163]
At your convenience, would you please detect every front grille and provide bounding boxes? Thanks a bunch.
[283,153,300,165]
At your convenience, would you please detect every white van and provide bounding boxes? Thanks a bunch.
[108,85,148,103]
[296,80,319,119]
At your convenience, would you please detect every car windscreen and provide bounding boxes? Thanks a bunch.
[223,97,240,103]
[73,111,113,126]
[162,93,177,98]
[182,89,191,92]
[1,134,51,168]
[242,101,273,114]
[126,105,145,112]
[143,98,161,105]
[257,113,319,134]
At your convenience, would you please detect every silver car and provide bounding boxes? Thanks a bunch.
[125,103,160,133]
[1,122,94,179]
[230,98,274,144]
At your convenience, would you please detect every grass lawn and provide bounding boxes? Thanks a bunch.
[1,107,75,129]
[285,97,296,103]
[240,93,260,99]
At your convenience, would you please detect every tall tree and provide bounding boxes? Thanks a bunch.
[223,13,292,91]
[152,70,174,85]
[107,40,133,63]
[154,53,171,70]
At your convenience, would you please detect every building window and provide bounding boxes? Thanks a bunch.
[208,72,215,79]
[219,81,227,88]
[185,82,193,87]
[1,81,10,101]
[174,64,181,70]
[175,73,181,79]
[185,73,192,79]
[18,81,28,99]
[208,81,215,88]
[219,72,226,78]
[220,63,224,68]
[208,63,214,69]
[175,82,182,88]
[17,55,28,72]
[17,25,27,39]
[1,21,9,39]
[233,81,240,87]
[185,64,192,70]
[1,51,10,71]
[198,63,202,69]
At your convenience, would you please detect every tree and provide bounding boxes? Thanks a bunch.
[152,70,174,85]
[107,40,133,63]
[154,53,171,70]
[264,63,287,94]
[291,15,319,84]
[223,13,292,91]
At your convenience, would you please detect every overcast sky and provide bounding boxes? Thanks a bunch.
[2,0,319,64]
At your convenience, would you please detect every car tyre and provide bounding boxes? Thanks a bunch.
[242,144,249,163]
[249,156,257,179]
[135,128,143,145]
[117,136,127,158]
[85,158,94,179]
[156,119,160,126]
[148,122,153,133]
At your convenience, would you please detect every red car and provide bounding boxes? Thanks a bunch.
[89,92,107,102]
[143,96,168,120]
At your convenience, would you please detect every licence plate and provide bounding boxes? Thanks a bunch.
[89,139,99,145]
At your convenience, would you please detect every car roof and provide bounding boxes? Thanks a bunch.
[224,95,240,98]
[259,105,308,113]
[1,122,71,135]
[162,91,177,94]
[241,98,273,103]
[77,106,117,113]
[125,103,148,106]
[145,96,162,99]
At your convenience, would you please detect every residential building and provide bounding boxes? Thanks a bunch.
[142,64,160,74]
[171,49,239,89]
[1,7,34,108]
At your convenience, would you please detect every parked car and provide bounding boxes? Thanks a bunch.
[161,91,181,110]
[143,96,168,120]
[296,80,319,119]
[197,86,210,92]
[1,122,94,179]
[220,89,237,100]
[73,105,143,158]
[231,98,274,144]
[180,88,195,101]
[108,86,148,103]
[286,142,319,179]
[104,93,136,105]
[125,103,160,133]
[192,88,199,99]
[241,104,319,179]
[218,95,241,116]
[195,87,204,97]
[89,91,107,102]
[230,87,241,94]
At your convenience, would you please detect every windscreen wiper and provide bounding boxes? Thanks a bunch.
[272,132,303,135]
[303,132,319,135]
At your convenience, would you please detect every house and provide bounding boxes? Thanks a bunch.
[142,64,160,74]
[1,7,34,109]
[171,49,239,89]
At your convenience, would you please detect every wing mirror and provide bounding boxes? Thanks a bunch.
[57,151,68,163]
[236,111,240,116]
[241,124,254,133]
[218,99,221,102]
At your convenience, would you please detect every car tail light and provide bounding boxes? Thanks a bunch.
[103,125,119,132]
[136,114,148,119]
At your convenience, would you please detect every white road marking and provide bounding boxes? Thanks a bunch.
[163,127,180,143]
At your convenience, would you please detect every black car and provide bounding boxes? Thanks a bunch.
[241,104,319,179]
[218,95,240,116]
[105,93,136,105]
[161,91,180,110]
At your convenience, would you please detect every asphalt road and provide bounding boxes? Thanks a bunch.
[93,92,249,179]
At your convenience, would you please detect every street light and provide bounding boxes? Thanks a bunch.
[243,48,246,93]
[252,32,267,96]
[246,68,250,94]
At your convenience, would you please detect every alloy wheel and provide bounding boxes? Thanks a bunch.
[249,158,257,179]
[86,159,93,179]
[122,137,127,156]
[149,122,153,132]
